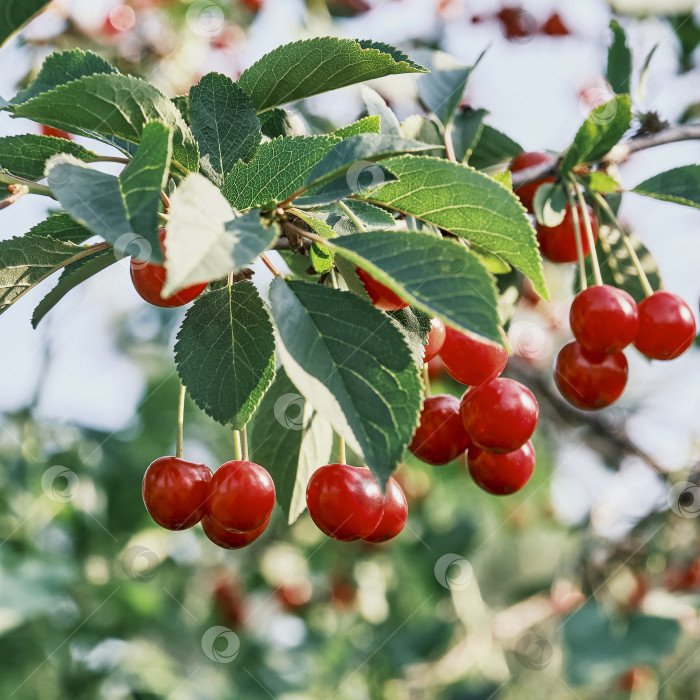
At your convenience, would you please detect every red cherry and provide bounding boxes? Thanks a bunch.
[634,291,696,360]
[142,456,212,530]
[131,229,207,307]
[241,0,264,11]
[496,6,537,41]
[363,477,408,543]
[510,151,555,213]
[555,341,627,410]
[202,513,269,549]
[409,394,471,465]
[570,284,639,354]
[460,378,538,453]
[424,317,446,362]
[468,440,535,495]
[439,326,508,386]
[355,267,409,311]
[40,124,72,140]
[207,460,276,533]
[536,204,598,263]
[306,463,384,541]
[541,12,570,36]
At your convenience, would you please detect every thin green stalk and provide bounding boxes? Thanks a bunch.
[338,200,367,232]
[0,171,54,198]
[564,181,588,291]
[233,430,243,461]
[241,424,249,461]
[573,180,603,286]
[176,383,186,459]
[423,362,431,397]
[337,436,346,465]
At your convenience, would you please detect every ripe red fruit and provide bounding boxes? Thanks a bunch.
[460,378,538,453]
[409,394,471,465]
[356,267,409,311]
[424,317,446,362]
[496,6,537,41]
[510,151,555,213]
[536,204,599,263]
[363,477,408,543]
[207,460,276,533]
[40,124,72,140]
[306,463,384,541]
[142,456,212,530]
[130,230,207,307]
[202,513,269,549]
[633,291,696,360]
[570,284,639,354]
[541,12,570,36]
[468,440,535,495]
[555,341,627,410]
[439,326,508,386]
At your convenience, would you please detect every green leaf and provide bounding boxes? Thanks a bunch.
[31,248,117,327]
[607,20,632,95]
[400,115,445,159]
[222,134,340,210]
[334,116,381,138]
[190,72,261,185]
[0,134,96,180]
[259,108,307,138]
[361,86,402,136]
[304,200,396,239]
[0,235,93,315]
[14,73,199,173]
[586,171,621,193]
[387,306,432,367]
[291,209,335,274]
[468,124,523,170]
[238,37,427,113]
[171,95,192,126]
[27,213,95,244]
[574,226,662,303]
[118,121,172,259]
[416,49,483,126]
[248,366,334,524]
[11,49,118,105]
[1,0,52,46]
[560,95,632,172]
[563,603,681,686]
[452,108,487,163]
[175,282,276,429]
[163,174,277,295]
[328,230,502,344]
[270,278,422,484]
[46,123,172,264]
[363,155,549,299]
[533,182,568,227]
[631,165,700,209]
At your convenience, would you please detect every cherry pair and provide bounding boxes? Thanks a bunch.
[306,463,407,543]
[142,457,275,549]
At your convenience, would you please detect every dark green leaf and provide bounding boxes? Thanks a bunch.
[400,115,445,159]
[607,20,632,94]
[190,72,261,185]
[0,134,96,180]
[1,0,52,46]
[238,37,427,113]
[259,108,307,138]
[171,95,192,126]
[31,248,117,327]
[270,278,422,485]
[560,95,632,172]
[533,182,568,227]
[631,165,700,209]
[27,213,95,244]
[248,367,333,524]
[468,124,523,170]
[387,306,432,367]
[11,49,117,104]
[175,282,276,429]
[363,155,549,299]
[0,235,92,315]
[222,134,340,210]
[361,86,402,136]
[163,174,278,295]
[452,108,487,163]
[328,230,502,344]
[334,116,381,138]
[14,74,199,173]
[585,171,621,193]
[563,603,681,686]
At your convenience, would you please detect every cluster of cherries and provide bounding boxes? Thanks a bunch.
[357,269,539,497]
[511,152,698,410]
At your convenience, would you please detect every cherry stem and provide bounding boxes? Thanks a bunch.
[423,362,431,397]
[176,383,186,459]
[0,185,29,210]
[337,436,346,465]
[241,424,249,461]
[592,191,655,298]
[337,200,367,233]
[443,123,457,163]
[88,155,130,165]
[0,170,54,198]
[573,180,603,286]
[233,430,243,461]
[260,252,281,277]
[564,181,588,291]
[161,190,171,211]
